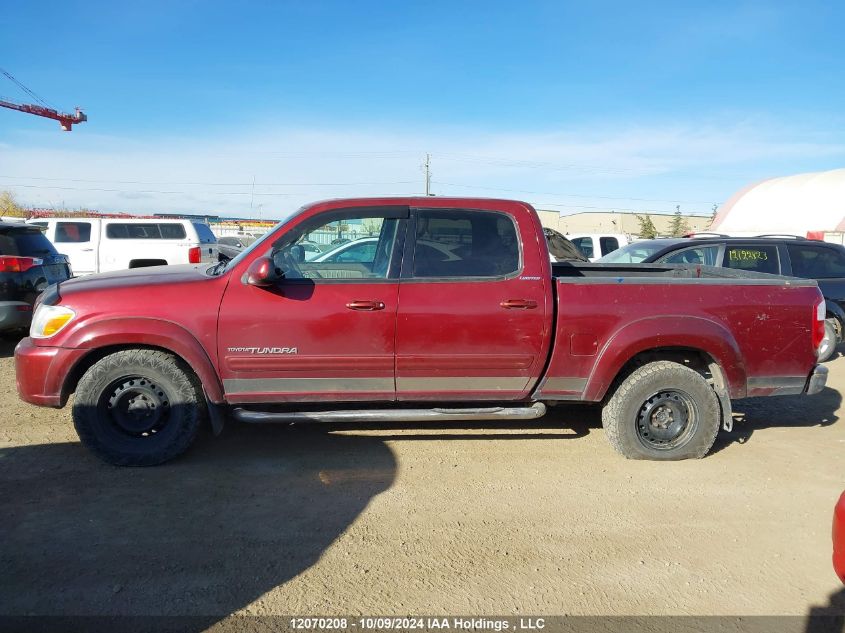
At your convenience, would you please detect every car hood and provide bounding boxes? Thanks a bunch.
[58,264,212,295]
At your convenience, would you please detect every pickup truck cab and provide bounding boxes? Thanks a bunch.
[27,217,218,275]
[15,197,828,466]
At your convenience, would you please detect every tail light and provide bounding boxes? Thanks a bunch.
[812,297,826,352]
[188,247,201,264]
[0,256,42,273]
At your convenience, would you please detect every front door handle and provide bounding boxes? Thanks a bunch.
[346,300,386,311]
[500,299,538,310]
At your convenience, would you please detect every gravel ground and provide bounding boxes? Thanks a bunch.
[1,333,843,623]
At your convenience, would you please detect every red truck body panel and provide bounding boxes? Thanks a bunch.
[393,199,553,402]
[538,279,821,402]
[835,491,845,584]
[218,278,399,403]
[14,196,823,417]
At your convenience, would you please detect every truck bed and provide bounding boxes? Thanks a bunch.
[552,261,818,283]
[540,261,821,403]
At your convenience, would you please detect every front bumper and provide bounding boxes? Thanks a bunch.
[805,364,828,395]
[0,301,33,332]
[15,337,87,408]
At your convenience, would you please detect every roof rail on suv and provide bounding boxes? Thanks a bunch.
[686,232,729,238]
[754,234,806,239]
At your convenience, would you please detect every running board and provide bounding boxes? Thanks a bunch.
[232,402,547,424]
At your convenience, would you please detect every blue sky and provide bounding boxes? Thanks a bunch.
[1,0,844,218]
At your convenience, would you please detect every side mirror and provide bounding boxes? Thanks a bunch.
[245,257,279,287]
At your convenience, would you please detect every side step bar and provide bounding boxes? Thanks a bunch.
[232,402,547,424]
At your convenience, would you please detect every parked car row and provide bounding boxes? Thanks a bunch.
[28,218,218,276]
[0,220,72,333]
[216,235,257,261]
[0,217,220,333]
[218,236,351,263]
[598,235,845,361]
[565,233,630,261]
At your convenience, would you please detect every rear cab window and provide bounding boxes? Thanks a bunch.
[411,209,520,278]
[0,228,59,257]
[723,244,780,275]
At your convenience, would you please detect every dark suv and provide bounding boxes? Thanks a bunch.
[0,221,72,333]
[599,235,845,361]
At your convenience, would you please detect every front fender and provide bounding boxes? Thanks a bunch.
[60,317,225,403]
[584,315,748,401]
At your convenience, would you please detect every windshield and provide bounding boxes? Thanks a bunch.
[597,241,668,263]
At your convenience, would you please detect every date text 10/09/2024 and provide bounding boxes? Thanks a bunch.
[289,617,547,631]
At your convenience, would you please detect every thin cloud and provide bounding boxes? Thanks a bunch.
[1,121,843,217]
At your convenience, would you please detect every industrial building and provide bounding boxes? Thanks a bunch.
[538,209,711,236]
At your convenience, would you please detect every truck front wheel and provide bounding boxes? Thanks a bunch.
[72,349,203,466]
[601,361,720,460]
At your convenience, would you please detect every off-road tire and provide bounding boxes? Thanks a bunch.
[601,360,720,461]
[73,349,203,466]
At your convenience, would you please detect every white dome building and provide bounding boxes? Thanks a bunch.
[711,168,845,238]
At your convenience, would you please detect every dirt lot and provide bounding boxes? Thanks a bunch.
[1,333,843,622]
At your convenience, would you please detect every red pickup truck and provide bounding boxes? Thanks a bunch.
[15,197,828,466]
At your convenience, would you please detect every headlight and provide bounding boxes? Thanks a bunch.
[30,304,75,339]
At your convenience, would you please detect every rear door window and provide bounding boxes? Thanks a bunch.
[411,209,520,278]
[55,221,92,243]
[787,244,845,279]
[723,244,780,274]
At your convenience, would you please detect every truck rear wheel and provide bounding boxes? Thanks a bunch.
[601,361,720,460]
[72,349,203,466]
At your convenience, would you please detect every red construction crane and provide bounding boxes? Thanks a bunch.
[0,68,87,131]
[0,99,87,131]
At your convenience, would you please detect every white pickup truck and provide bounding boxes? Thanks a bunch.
[566,233,630,261]
[27,218,218,276]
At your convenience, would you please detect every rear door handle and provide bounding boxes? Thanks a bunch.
[346,300,386,311]
[500,299,538,309]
